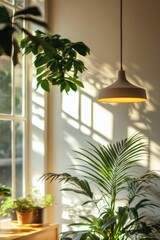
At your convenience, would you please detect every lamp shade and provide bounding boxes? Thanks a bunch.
[97,70,147,103]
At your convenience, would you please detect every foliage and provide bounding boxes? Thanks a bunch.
[20,30,90,93]
[13,197,34,212]
[27,190,54,208]
[0,5,90,93]
[0,184,11,197]
[0,197,14,216]
[1,196,34,215]
[0,5,47,65]
[41,133,160,240]
[1,191,53,216]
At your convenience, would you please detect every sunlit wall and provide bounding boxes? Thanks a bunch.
[46,0,160,229]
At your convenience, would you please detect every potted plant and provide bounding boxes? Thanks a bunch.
[14,197,34,224]
[1,196,34,224]
[28,190,54,223]
[41,133,160,240]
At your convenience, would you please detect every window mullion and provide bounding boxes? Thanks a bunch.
[11,120,16,198]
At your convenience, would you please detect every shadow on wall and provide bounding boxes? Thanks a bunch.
[58,52,160,230]
[61,53,160,170]
[50,0,160,231]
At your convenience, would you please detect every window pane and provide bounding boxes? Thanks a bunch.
[15,62,23,115]
[0,121,12,187]
[14,18,24,116]
[0,57,12,114]
[16,121,24,197]
[4,0,13,4]
[32,0,45,16]
[16,0,25,8]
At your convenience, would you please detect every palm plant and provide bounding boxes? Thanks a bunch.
[41,133,160,240]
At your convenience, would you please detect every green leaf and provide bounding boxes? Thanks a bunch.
[48,60,58,72]
[0,6,10,23]
[68,81,77,92]
[73,60,85,73]
[36,65,46,75]
[22,44,34,55]
[14,6,41,17]
[62,81,71,93]
[20,36,30,48]
[72,42,90,56]
[0,26,14,57]
[68,77,84,88]
[65,60,73,71]
[40,80,50,92]
[18,16,48,29]
[35,30,44,37]
[34,54,48,67]
[37,70,50,82]
[74,80,84,88]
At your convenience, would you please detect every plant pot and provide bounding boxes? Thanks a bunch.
[11,209,17,221]
[32,207,44,224]
[16,211,33,224]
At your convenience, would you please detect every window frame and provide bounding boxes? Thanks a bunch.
[0,0,47,199]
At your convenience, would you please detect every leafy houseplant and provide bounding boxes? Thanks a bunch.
[1,192,54,224]
[28,191,54,223]
[13,197,34,213]
[20,30,90,93]
[1,196,34,224]
[42,133,160,240]
[30,192,54,209]
[14,197,34,224]
[0,5,90,93]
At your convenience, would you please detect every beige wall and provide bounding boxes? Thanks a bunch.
[46,0,160,229]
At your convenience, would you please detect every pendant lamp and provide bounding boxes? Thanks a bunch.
[97,0,147,103]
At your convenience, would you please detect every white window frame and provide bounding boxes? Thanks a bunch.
[0,0,47,198]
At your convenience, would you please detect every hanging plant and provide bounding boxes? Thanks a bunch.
[0,5,90,93]
[21,30,90,93]
[0,5,48,65]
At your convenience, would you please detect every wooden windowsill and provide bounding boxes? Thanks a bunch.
[0,221,58,239]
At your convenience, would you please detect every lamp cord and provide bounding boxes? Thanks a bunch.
[120,0,123,70]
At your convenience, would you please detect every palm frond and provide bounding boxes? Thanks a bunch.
[41,133,160,240]
[40,172,93,199]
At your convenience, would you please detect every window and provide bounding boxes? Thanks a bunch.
[0,0,47,198]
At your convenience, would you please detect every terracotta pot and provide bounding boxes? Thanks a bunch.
[16,211,33,224]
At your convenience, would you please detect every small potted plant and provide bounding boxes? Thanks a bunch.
[28,190,54,224]
[1,196,34,224]
[13,197,34,224]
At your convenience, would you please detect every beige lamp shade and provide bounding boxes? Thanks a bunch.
[97,70,147,103]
